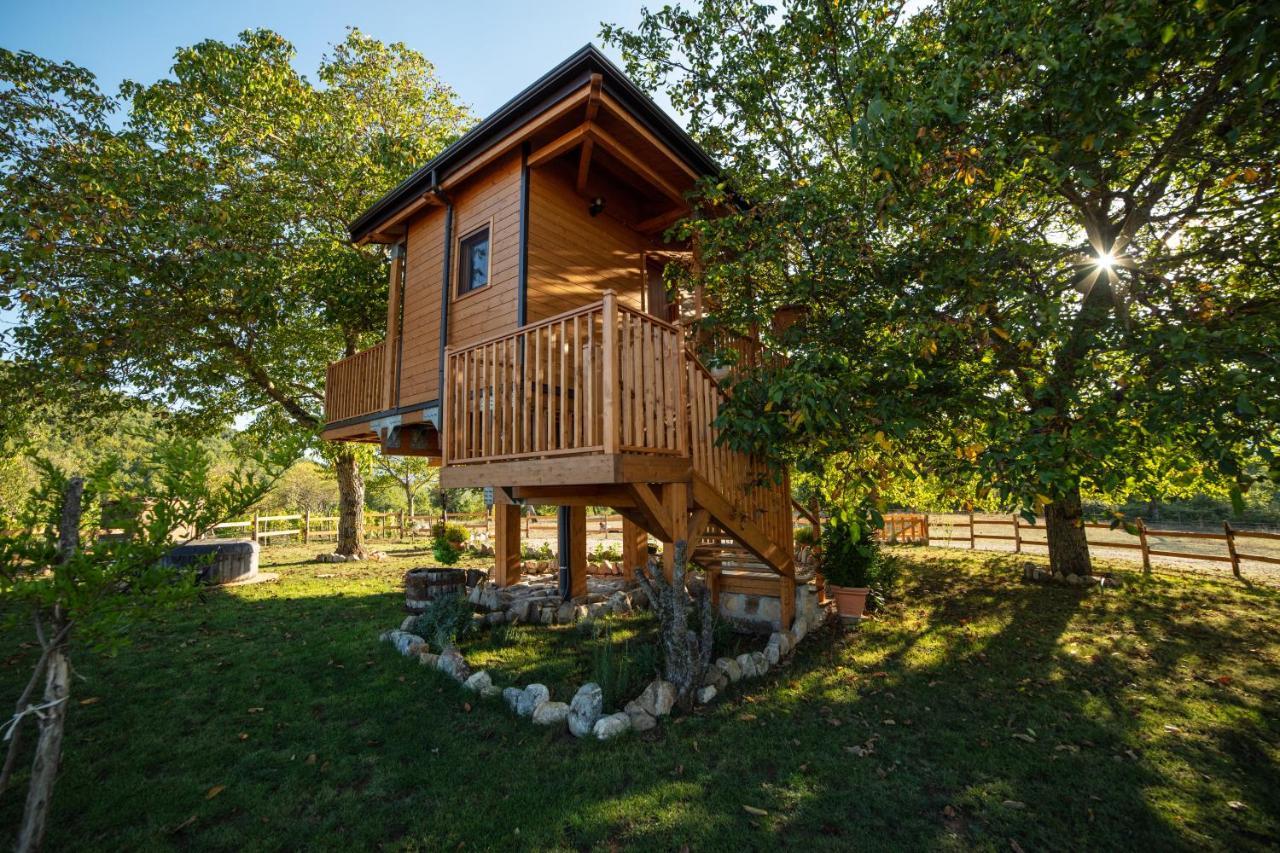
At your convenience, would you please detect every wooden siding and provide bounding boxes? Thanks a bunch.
[526,161,648,323]
[399,206,445,407]
[448,152,523,348]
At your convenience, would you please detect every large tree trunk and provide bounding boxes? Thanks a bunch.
[1045,483,1092,577]
[334,449,366,557]
[16,645,69,853]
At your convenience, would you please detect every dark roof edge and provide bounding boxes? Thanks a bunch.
[349,44,719,243]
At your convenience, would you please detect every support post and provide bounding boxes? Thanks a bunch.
[660,482,689,583]
[968,510,975,549]
[923,513,930,545]
[1012,514,1021,554]
[621,516,649,577]
[494,501,521,587]
[1224,521,1242,580]
[398,510,406,540]
[303,510,310,544]
[1137,518,1151,575]
[252,512,260,544]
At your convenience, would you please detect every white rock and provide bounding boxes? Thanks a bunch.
[385,631,425,656]
[502,686,523,711]
[437,648,470,682]
[717,657,742,683]
[625,700,657,732]
[764,639,781,666]
[517,683,551,717]
[463,670,493,693]
[751,651,768,676]
[480,684,503,699]
[569,683,604,738]
[638,679,677,717]
[556,602,576,624]
[736,653,758,679]
[696,685,717,704]
[532,701,571,726]
[593,711,632,740]
[400,615,417,631]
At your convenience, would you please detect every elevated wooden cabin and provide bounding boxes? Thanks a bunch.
[324,46,806,628]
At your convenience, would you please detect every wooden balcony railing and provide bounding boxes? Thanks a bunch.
[443,292,687,465]
[687,356,793,556]
[324,340,387,424]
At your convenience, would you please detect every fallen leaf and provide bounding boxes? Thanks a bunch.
[1002,800,1026,809]
[1216,675,1232,685]
[1011,733,1036,743]
[304,753,317,765]
[79,697,101,706]
[205,785,225,800]
[742,805,769,816]
[248,707,265,714]
[1227,800,1247,811]
[238,733,249,741]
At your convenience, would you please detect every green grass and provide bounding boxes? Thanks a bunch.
[2,542,1278,850]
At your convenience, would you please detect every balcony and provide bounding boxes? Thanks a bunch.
[323,340,387,427]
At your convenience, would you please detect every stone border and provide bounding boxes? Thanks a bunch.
[379,597,830,740]
[1021,562,1123,588]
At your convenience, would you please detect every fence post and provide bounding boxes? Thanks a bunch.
[923,514,930,546]
[399,510,406,540]
[1224,521,1242,580]
[1137,518,1151,574]
[968,511,975,549]
[252,511,259,543]
[1012,514,1021,554]
[303,510,310,544]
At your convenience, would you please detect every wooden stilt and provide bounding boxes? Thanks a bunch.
[494,501,521,587]
[567,505,588,599]
[621,516,648,578]
[660,482,689,582]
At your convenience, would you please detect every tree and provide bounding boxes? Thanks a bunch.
[0,439,290,851]
[373,455,438,518]
[1,31,472,557]
[605,0,1280,574]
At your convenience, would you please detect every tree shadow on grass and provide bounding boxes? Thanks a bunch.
[1,549,1277,851]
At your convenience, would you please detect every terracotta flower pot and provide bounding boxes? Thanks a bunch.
[827,584,869,621]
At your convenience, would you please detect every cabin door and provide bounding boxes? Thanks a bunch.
[643,255,668,321]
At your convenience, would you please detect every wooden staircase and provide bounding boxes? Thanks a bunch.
[439,292,800,626]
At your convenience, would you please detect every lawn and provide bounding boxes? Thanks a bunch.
[2,542,1278,851]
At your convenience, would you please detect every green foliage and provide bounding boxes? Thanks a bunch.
[431,537,462,566]
[585,617,661,709]
[521,542,555,562]
[590,542,623,562]
[793,525,819,547]
[410,593,474,651]
[430,521,469,547]
[605,0,1280,567]
[821,517,882,591]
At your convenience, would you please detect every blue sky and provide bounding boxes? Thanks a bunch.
[1,0,664,116]
[0,0,669,349]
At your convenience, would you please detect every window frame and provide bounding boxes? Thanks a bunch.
[453,219,494,300]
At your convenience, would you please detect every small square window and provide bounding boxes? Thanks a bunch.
[457,226,490,296]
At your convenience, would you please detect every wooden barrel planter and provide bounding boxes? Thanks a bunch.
[404,568,467,613]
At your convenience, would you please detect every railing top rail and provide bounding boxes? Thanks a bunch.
[326,339,385,371]
[448,300,606,357]
[616,302,682,333]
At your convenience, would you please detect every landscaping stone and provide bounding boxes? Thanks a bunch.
[556,602,577,624]
[437,648,470,682]
[569,683,604,738]
[539,605,556,625]
[717,657,742,683]
[517,684,551,717]
[736,653,758,679]
[638,679,677,717]
[593,712,632,740]
[625,700,657,732]
[791,617,807,644]
[588,602,607,619]
[574,605,589,622]
[764,638,781,666]
[384,630,425,656]
[502,687,523,711]
[607,591,631,615]
[418,652,439,668]
[400,615,417,631]
[696,685,717,704]
[532,701,571,726]
[751,651,769,676]
[463,670,493,693]
[480,684,503,699]
[407,640,428,657]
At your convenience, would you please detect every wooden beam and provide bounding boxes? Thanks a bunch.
[585,73,603,122]
[575,136,595,194]
[567,505,588,599]
[691,475,794,578]
[586,124,688,207]
[597,90,701,182]
[494,502,521,587]
[626,482,674,542]
[621,516,649,578]
[634,207,686,235]
[661,481,690,582]
[527,122,591,169]
[509,485,635,507]
[688,507,711,548]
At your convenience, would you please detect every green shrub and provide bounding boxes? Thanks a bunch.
[410,593,475,650]
[587,618,660,708]
[521,542,554,561]
[590,542,622,562]
[432,536,462,565]
[821,517,896,607]
[430,521,470,546]
[794,525,819,546]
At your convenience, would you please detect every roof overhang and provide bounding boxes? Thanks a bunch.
[349,44,721,245]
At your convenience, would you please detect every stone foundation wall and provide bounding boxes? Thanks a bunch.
[719,581,821,633]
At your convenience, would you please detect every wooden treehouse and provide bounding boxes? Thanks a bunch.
[324,46,810,628]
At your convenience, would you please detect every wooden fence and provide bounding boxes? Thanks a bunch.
[208,511,404,545]
[879,512,1280,580]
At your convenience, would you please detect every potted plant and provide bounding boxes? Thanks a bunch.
[821,516,883,621]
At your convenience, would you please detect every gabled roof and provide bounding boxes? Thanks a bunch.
[348,44,720,244]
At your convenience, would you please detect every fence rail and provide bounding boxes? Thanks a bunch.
[879,511,1280,580]
[207,511,405,546]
